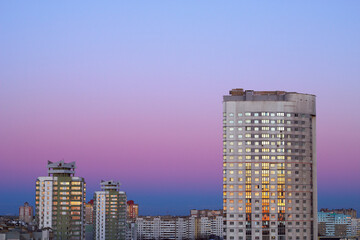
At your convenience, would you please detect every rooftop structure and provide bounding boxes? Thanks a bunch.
[100,180,121,191]
[47,160,76,177]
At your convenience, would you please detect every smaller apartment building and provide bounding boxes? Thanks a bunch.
[136,210,223,240]
[318,212,354,237]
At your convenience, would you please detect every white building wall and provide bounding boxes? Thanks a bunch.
[94,192,106,240]
[37,177,53,229]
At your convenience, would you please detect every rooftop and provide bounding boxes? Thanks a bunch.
[100,180,121,191]
[47,160,76,177]
[224,88,315,102]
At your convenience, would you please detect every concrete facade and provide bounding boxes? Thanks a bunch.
[318,212,354,237]
[223,89,317,240]
[136,211,223,240]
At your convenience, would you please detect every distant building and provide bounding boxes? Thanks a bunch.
[136,210,223,240]
[126,221,137,240]
[127,200,139,219]
[136,216,193,240]
[350,218,358,237]
[94,180,127,240]
[85,200,94,224]
[0,229,51,240]
[190,209,223,239]
[318,212,353,237]
[320,208,357,219]
[190,209,223,218]
[35,160,86,240]
[19,202,33,224]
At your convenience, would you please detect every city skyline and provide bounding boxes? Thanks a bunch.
[1,1,360,216]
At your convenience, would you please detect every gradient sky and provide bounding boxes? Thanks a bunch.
[0,1,359,216]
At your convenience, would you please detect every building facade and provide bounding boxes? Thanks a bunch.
[136,210,223,240]
[223,89,317,240]
[19,202,33,224]
[85,200,94,224]
[94,180,127,240]
[35,160,86,240]
[127,200,139,219]
[319,208,357,220]
[318,212,353,237]
[136,216,193,240]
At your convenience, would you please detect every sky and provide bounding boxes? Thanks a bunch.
[0,1,359,216]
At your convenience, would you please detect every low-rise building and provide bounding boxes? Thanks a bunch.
[320,208,357,219]
[136,210,223,240]
[318,212,354,237]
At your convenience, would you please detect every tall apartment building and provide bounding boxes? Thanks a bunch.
[35,160,86,240]
[94,180,127,240]
[223,89,317,240]
[19,202,33,224]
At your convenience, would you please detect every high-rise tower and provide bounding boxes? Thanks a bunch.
[94,180,127,240]
[35,160,86,240]
[223,89,317,240]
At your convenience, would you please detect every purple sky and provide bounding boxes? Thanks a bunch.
[0,1,359,215]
